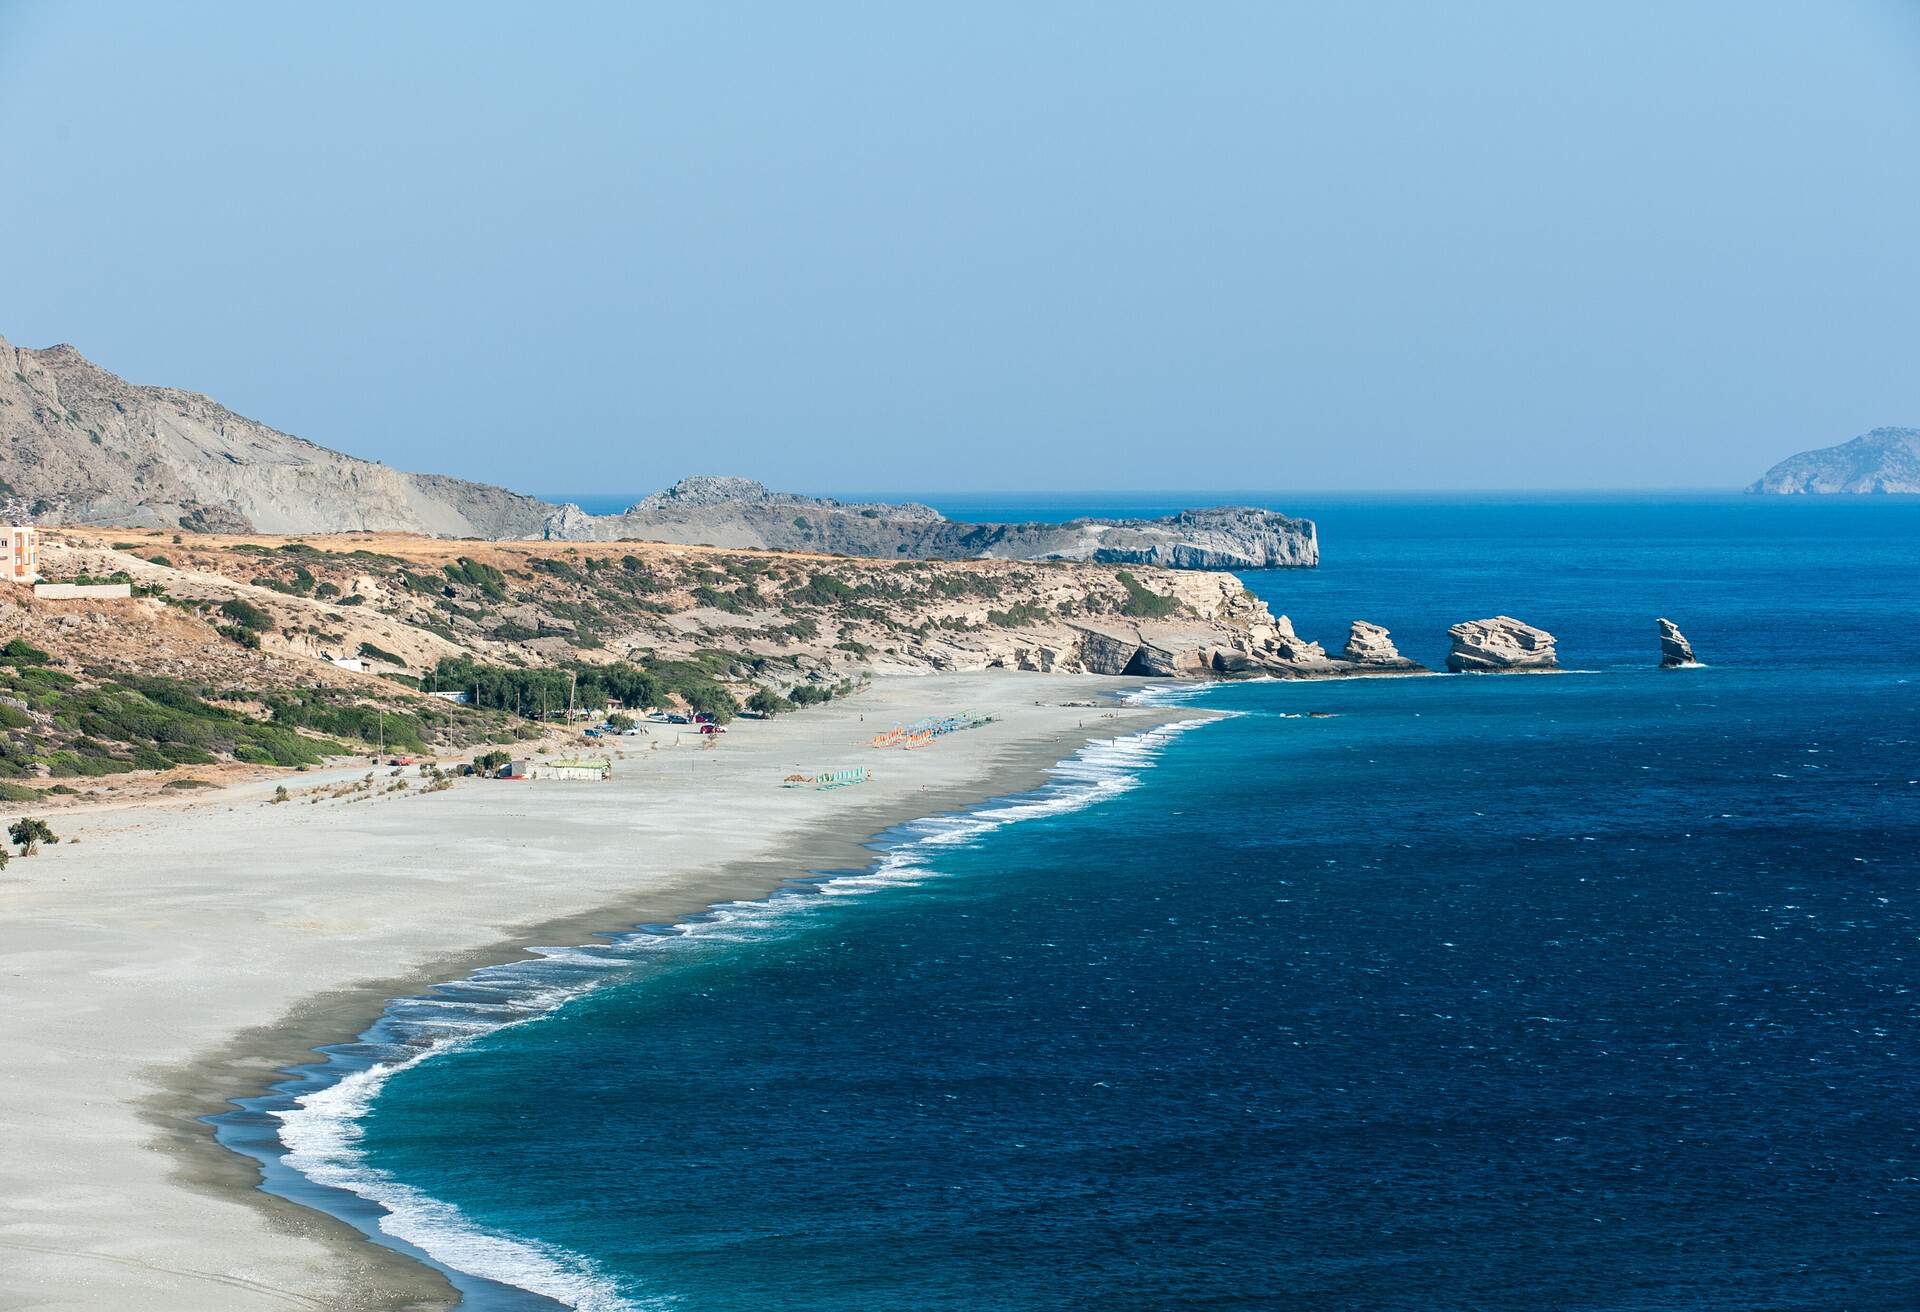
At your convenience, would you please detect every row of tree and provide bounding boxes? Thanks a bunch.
[427,657,740,725]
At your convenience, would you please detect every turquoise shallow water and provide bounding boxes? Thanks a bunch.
[229,496,1920,1310]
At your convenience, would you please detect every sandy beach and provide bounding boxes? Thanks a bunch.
[0,672,1170,1311]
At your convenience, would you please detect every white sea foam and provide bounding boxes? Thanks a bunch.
[1119,682,1216,706]
[271,714,1215,1310]
[277,1056,646,1312]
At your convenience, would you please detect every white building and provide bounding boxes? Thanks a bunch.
[509,758,612,781]
[5,526,39,585]
[328,656,368,673]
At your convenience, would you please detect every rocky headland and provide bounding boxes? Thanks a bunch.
[1445,616,1559,673]
[1749,426,1920,494]
[545,477,1319,568]
[0,337,1315,569]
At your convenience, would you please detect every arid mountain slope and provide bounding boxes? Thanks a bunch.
[1,338,1317,567]
[1,336,556,535]
[1749,426,1920,494]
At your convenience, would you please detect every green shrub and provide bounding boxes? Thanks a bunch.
[444,557,508,599]
[9,817,56,854]
[527,557,581,582]
[746,688,788,717]
[986,601,1049,627]
[788,572,856,607]
[1115,571,1176,619]
[219,598,273,631]
[1,639,51,666]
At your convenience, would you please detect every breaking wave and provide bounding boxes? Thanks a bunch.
[253,714,1219,1310]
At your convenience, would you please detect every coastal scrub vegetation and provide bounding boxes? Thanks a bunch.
[1115,571,1177,619]
[746,687,789,717]
[9,817,56,855]
[6,527,1227,796]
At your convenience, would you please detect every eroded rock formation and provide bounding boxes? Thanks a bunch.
[1657,617,1697,667]
[1341,621,1424,671]
[1446,616,1558,673]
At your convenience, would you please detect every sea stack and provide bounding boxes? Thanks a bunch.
[1657,617,1697,667]
[1341,620,1424,671]
[1446,616,1558,673]
[1268,615,1330,665]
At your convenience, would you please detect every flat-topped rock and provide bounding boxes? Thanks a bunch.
[1657,617,1697,667]
[1446,616,1558,673]
[1342,620,1424,671]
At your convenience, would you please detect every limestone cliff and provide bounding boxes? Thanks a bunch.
[552,477,1319,569]
[28,529,1380,690]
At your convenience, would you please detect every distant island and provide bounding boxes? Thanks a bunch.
[1749,426,1920,494]
[0,334,1315,570]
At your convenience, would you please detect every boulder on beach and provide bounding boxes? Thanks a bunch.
[1657,617,1697,667]
[1341,620,1423,671]
[1446,616,1558,673]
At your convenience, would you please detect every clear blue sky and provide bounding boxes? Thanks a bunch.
[3,2,1916,495]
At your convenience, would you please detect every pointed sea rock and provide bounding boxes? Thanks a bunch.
[1657,617,1697,668]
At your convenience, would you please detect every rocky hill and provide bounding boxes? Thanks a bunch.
[0,527,1402,805]
[1749,426,1920,494]
[549,476,1319,568]
[1,336,1317,567]
[0,336,557,536]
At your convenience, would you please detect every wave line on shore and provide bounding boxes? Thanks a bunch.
[260,714,1219,1311]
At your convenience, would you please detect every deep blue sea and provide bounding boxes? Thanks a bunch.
[224,495,1920,1311]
